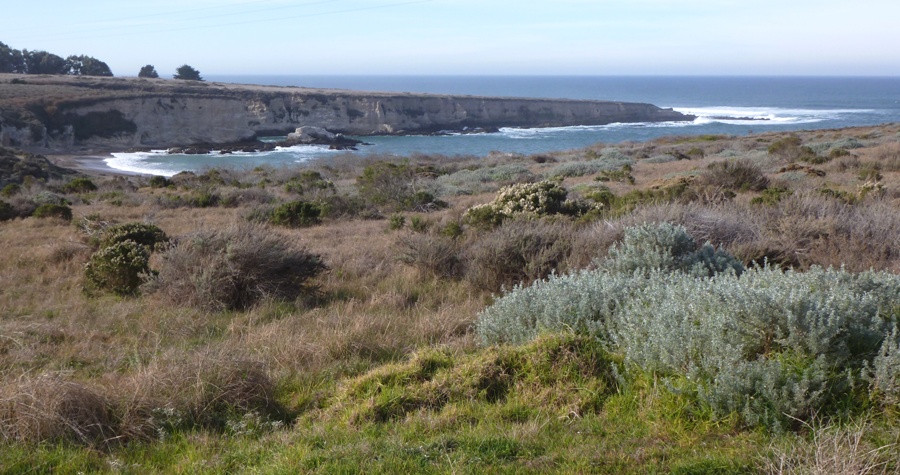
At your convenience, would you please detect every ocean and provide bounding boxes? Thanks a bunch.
[106,76,900,176]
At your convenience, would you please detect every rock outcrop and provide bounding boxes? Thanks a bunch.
[0,74,695,151]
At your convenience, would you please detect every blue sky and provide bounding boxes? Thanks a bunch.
[4,0,899,76]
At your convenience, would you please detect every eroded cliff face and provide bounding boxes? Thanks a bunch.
[0,76,692,150]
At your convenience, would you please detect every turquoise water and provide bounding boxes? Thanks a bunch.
[107,76,900,176]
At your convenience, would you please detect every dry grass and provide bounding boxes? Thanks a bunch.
[763,420,899,475]
[3,123,900,457]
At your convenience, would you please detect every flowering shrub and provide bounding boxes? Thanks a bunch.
[83,240,151,295]
[98,222,169,251]
[463,180,596,228]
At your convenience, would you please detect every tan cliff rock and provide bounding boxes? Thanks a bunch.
[0,74,693,151]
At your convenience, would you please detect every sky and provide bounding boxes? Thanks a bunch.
[3,0,900,77]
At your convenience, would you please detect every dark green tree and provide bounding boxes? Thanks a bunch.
[0,41,25,73]
[138,64,159,78]
[65,55,113,76]
[173,64,202,81]
[22,50,67,74]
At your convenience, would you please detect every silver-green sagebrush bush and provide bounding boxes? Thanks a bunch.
[602,221,744,277]
[477,222,900,429]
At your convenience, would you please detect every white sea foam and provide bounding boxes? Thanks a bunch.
[498,120,696,139]
[106,150,175,176]
[105,145,337,176]
[497,106,874,139]
[673,106,873,126]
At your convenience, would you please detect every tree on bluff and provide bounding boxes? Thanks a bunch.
[22,50,67,74]
[173,64,203,81]
[0,41,25,73]
[138,64,159,78]
[65,55,113,76]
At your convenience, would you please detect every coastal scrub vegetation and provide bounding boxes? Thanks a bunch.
[2,124,900,472]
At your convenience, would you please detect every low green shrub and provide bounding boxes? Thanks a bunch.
[409,216,429,233]
[1,183,21,197]
[83,240,152,295]
[283,170,335,197]
[388,213,405,230]
[32,203,72,221]
[595,164,636,184]
[750,186,792,206]
[269,200,323,228]
[0,200,14,221]
[62,177,98,194]
[148,175,171,188]
[32,191,70,206]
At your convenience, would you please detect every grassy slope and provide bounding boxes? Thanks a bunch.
[2,124,900,473]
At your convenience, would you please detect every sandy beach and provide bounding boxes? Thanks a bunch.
[45,152,145,177]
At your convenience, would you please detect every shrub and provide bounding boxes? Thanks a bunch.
[463,219,578,292]
[98,222,169,251]
[701,159,769,192]
[357,161,445,212]
[463,180,594,228]
[437,164,535,195]
[546,159,631,179]
[750,186,792,206]
[84,240,152,295]
[283,170,335,197]
[409,216,429,233]
[149,224,326,310]
[32,203,72,221]
[269,200,323,228]
[62,177,98,194]
[0,200,14,221]
[31,191,70,206]
[388,213,405,230]
[1,183,21,197]
[602,222,744,278]
[869,327,900,407]
[395,233,463,279]
[767,135,819,162]
[148,175,171,188]
[476,223,900,430]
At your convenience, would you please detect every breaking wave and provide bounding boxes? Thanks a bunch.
[106,145,337,176]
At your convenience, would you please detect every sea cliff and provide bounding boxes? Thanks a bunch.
[0,74,693,151]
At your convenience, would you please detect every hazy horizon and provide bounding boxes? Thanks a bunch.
[4,0,900,77]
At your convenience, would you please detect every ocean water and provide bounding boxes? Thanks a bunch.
[107,76,900,176]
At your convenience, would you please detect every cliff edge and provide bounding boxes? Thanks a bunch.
[0,74,693,151]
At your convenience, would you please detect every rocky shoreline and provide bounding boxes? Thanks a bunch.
[0,74,695,153]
